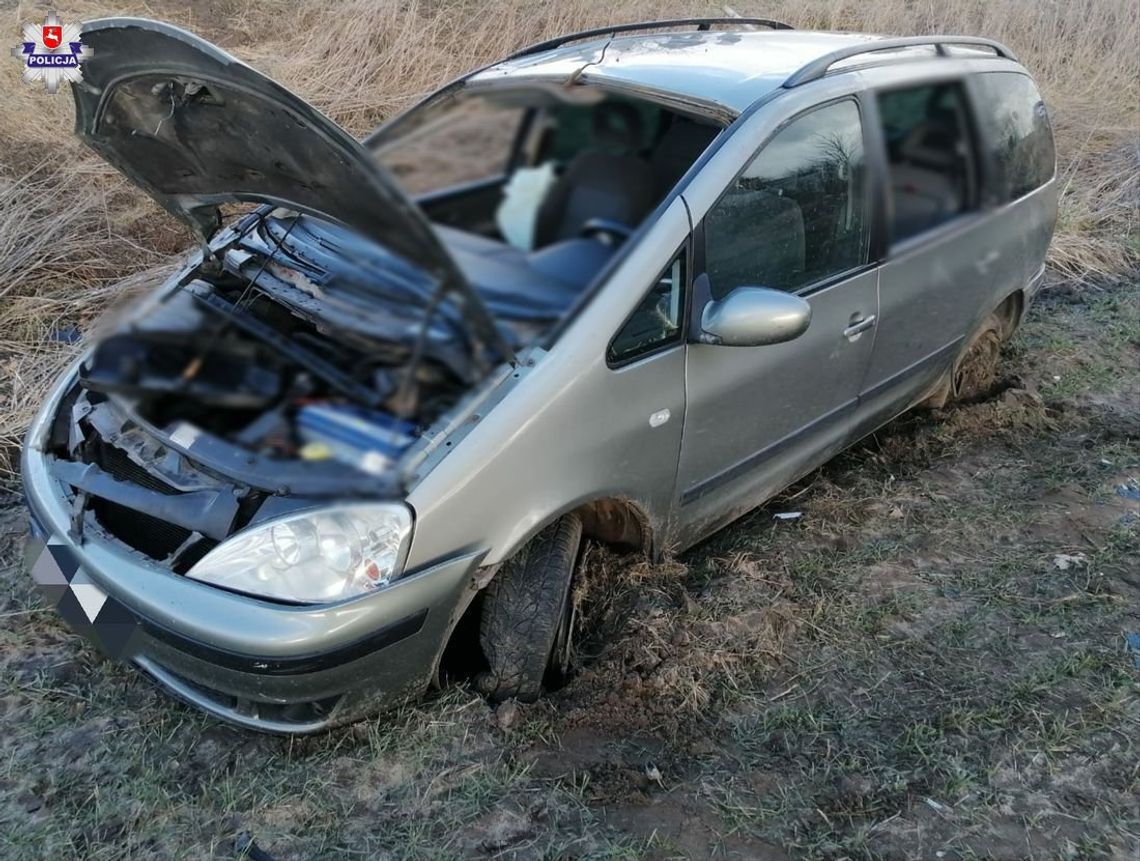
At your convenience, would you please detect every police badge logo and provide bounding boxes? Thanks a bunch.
[11,11,92,93]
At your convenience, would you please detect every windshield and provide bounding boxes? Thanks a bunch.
[369,86,680,198]
[362,85,721,343]
[373,93,528,195]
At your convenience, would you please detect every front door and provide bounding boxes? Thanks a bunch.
[675,98,879,547]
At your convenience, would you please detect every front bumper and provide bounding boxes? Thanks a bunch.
[22,436,480,733]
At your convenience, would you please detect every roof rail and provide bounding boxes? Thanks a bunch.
[782,35,1017,88]
[508,17,794,60]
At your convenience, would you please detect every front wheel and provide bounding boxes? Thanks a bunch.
[475,514,582,702]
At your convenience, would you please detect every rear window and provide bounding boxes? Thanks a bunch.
[972,72,1055,202]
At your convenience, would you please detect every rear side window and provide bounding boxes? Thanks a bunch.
[703,99,869,298]
[972,73,1055,202]
[876,82,978,242]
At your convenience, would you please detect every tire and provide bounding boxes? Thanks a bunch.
[475,514,583,703]
[950,312,1004,402]
[920,310,1008,409]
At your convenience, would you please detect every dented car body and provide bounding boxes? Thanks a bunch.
[23,18,1056,731]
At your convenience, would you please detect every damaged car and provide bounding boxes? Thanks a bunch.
[23,17,1056,731]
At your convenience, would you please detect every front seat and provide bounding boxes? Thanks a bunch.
[532,102,656,248]
[650,116,719,201]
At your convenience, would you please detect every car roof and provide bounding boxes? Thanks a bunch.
[470,30,894,116]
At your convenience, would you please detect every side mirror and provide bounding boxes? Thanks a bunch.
[699,287,812,347]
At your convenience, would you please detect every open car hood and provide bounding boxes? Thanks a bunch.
[71,18,513,365]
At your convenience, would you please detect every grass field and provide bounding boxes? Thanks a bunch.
[0,1,1137,858]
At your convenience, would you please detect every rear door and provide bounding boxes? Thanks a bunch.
[674,97,878,547]
[855,78,997,424]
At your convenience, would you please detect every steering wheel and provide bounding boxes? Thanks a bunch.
[579,217,634,246]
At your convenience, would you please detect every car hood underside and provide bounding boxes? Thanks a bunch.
[71,17,513,365]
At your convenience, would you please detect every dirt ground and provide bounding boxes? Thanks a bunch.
[1,278,1136,859]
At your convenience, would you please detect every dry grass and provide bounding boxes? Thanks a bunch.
[0,164,174,460]
[0,0,1137,475]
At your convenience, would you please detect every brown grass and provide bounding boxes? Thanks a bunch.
[0,0,1137,476]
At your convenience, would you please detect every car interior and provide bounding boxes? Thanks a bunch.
[877,83,976,242]
[371,89,722,323]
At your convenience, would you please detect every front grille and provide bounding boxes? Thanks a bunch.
[172,536,217,574]
[89,440,190,559]
[90,498,192,560]
[95,441,178,495]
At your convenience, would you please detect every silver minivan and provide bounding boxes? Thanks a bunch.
[23,18,1056,731]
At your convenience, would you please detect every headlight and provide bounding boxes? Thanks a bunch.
[187,503,413,604]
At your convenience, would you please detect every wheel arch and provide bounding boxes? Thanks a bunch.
[572,495,653,557]
[431,495,654,687]
[918,288,1025,409]
[488,494,657,568]
[996,288,1025,339]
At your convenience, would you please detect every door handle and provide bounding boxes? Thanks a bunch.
[843,314,877,339]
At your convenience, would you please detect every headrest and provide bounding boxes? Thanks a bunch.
[900,120,958,168]
[653,118,717,168]
[591,101,644,152]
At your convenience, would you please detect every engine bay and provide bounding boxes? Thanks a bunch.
[40,218,519,571]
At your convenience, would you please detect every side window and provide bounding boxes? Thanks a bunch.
[608,252,685,365]
[876,82,978,242]
[704,99,868,299]
[972,73,1055,202]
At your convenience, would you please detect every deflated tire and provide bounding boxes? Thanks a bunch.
[476,514,583,702]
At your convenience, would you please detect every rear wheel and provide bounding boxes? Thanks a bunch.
[475,514,582,702]
[921,301,1017,409]
[950,313,1004,401]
